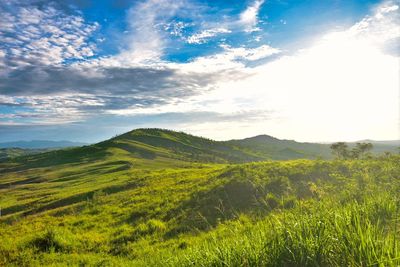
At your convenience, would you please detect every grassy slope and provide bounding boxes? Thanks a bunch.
[0,128,399,266]
[0,148,51,160]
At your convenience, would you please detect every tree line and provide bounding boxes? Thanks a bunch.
[330,142,373,159]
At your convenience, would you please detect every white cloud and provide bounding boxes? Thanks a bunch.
[187,28,231,44]
[177,44,280,73]
[0,94,106,125]
[348,1,399,55]
[182,1,400,141]
[105,0,398,142]
[184,0,266,45]
[123,0,186,63]
[0,2,99,69]
[221,44,281,60]
[1,0,398,142]
[164,21,190,37]
[239,0,265,32]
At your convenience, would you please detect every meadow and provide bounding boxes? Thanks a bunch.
[0,129,399,266]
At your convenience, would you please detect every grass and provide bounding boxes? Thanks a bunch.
[0,129,399,266]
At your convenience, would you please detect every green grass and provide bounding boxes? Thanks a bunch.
[0,129,399,266]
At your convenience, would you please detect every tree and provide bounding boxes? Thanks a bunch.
[330,142,373,160]
[350,142,373,159]
[330,142,349,159]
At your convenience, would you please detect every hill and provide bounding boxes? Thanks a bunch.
[2,129,398,166]
[0,128,399,266]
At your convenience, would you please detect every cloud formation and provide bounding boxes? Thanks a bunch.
[0,0,398,142]
[0,0,279,127]
[0,1,98,71]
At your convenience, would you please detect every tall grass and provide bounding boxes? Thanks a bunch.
[145,192,399,267]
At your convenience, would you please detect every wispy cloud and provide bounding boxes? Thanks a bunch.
[122,0,187,63]
[239,0,265,32]
[187,28,231,44]
[185,0,266,44]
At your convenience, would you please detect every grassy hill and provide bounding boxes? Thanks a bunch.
[0,128,399,266]
[2,129,397,167]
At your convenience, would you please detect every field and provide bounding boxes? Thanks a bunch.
[0,129,399,266]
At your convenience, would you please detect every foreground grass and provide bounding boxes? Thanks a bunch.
[151,193,399,267]
[0,155,399,266]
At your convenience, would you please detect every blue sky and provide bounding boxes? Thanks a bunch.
[0,0,399,143]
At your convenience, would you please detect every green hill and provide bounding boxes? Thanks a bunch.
[0,128,399,266]
[105,128,333,161]
[3,129,397,169]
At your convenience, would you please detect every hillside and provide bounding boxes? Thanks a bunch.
[0,128,399,266]
[0,148,50,160]
[228,135,332,160]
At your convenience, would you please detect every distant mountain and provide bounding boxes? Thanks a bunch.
[0,140,88,149]
[346,140,400,155]
[356,140,400,146]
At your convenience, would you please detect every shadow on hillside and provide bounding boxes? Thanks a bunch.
[1,177,145,217]
[53,160,133,183]
[111,142,157,159]
[1,145,110,172]
[165,179,266,236]
[0,176,42,189]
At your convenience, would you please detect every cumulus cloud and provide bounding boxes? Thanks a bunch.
[348,0,400,56]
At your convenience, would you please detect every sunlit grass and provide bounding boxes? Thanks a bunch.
[0,148,399,266]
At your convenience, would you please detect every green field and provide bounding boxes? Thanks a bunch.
[0,129,399,266]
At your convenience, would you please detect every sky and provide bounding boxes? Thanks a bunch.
[0,0,399,143]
